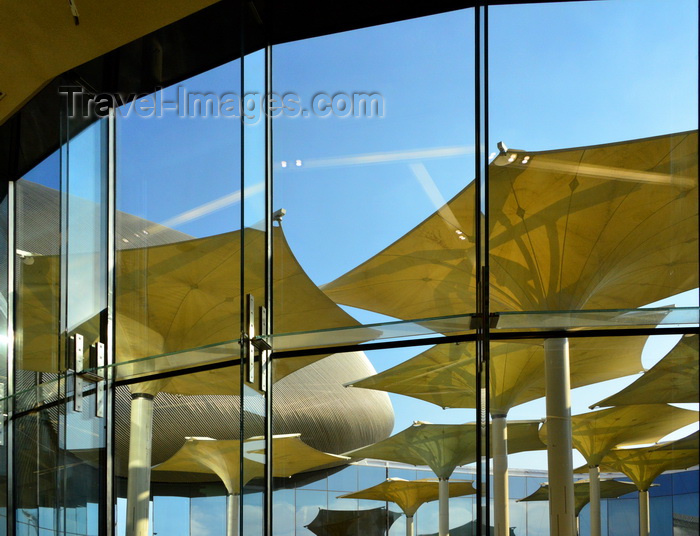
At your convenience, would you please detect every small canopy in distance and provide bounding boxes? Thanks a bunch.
[540,404,699,467]
[152,434,349,494]
[518,479,639,516]
[343,421,545,479]
[337,478,476,517]
[575,431,699,491]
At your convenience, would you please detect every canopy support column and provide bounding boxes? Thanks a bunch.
[439,477,449,536]
[126,392,155,536]
[493,414,510,536]
[639,490,649,536]
[406,514,414,536]
[588,466,601,536]
[544,338,576,536]
[227,493,240,536]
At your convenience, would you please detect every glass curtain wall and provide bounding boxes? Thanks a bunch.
[113,58,245,536]
[487,4,699,536]
[0,1,697,536]
[11,93,110,535]
[270,9,481,536]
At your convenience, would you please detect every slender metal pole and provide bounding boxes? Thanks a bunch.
[439,477,449,536]
[492,414,509,536]
[638,490,649,536]
[227,493,240,536]
[588,466,601,536]
[125,393,154,536]
[544,338,576,536]
[406,514,414,536]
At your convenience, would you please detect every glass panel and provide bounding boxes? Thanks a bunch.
[488,0,699,320]
[14,409,60,536]
[241,39,268,536]
[272,341,478,536]
[191,496,226,536]
[114,56,242,536]
[327,466,358,493]
[14,150,62,413]
[272,9,476,337]
[499,333,699,536]
[61,112,109,536]
[115,62,242,371]
[0,176,7,535]
[60,393,105,536]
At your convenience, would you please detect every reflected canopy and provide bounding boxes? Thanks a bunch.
[518,479,639,516]
[343,421,545,477]
[576,431,700,491]
[592,334,699,408]
[153,434,348,493]
[338,478,476,516]
[541,405,699,466]
[20,226,361,391]
[348,337,645,414]
[306,507,401,536]
[323,130,698,317]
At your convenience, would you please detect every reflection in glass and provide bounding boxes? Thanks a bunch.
[115,59,242,536]
[14,152,61,410]
[273,10,476,331]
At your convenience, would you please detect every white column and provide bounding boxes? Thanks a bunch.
[126,393,155,536]
[639,490,649,536]
[588,466,601,536]
[227,493,240,536]
[492,414,510,536]
[406,514,415,536]
[544,338,576,536]
[439,477,450,536]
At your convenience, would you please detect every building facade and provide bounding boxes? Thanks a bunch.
[0,1,698,536]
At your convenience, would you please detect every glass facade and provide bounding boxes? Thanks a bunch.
[0,1,698,536]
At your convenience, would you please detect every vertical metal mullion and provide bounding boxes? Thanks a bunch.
[58,95,71,536]
[6,178,15,536]
[263,41,274,536]
[481,6,491,536]
[103,108,117,536]
[238,4,246,535]
[474,3,490,536]
[473,4,483,535]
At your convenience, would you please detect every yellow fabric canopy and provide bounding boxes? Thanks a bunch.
[323,131,698,317]
[654,431,699,451]
[349,337,644,415]
[518,479,638,517]
[338,478,476,516]
[19,227,359,394]
[152,434,348,494]
[540,405,699,466]
[576,432,699,491]
[592,334,699,408]
[343,421,544,479]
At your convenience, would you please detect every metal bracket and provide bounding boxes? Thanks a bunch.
[71,334,84,412]
[257,306,270,392]
[90,342,105,418]
[244,294,273,389]
[245,294,255,383]
[469,313,500,330]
